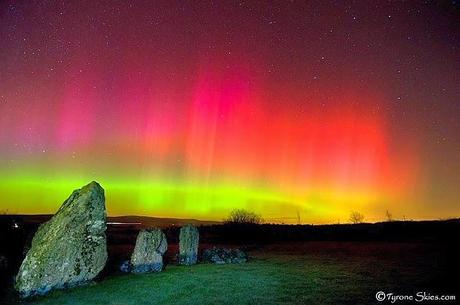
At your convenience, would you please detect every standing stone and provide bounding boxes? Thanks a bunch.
[15,181,107,298]
[130,228,167,273]
[179,224,199,265]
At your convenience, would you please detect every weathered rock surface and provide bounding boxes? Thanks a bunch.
[179,224,199,265]
[202,247,247,264]
[130,228,167,273]
[15,181,107,298]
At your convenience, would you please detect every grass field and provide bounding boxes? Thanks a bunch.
[3,242,455,305]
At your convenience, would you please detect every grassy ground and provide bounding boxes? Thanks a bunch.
[3,242,455,305]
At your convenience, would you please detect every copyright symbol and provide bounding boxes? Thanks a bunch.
[376,291,386,302]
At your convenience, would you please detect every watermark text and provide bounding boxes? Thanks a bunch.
[375,291,456,303]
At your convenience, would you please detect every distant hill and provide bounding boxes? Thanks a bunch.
[108,215,220,228]
[0,214,220,228]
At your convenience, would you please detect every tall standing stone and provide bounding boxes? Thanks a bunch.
[15,181,108,298]
[130,228,167,273]
[179,224,199,265]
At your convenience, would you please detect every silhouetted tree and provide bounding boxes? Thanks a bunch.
[385,210,393,222]
[225,209,263,224]
[349,211,364,224]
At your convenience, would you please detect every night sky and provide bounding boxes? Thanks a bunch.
[1,1,459,223]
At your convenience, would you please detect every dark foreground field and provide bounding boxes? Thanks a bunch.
[2,242,458,305]
[1,217,459,304]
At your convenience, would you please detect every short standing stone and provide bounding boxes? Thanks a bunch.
[202,247,247,264]
[130,228,167,273]
[15,181,108,298]
[179,224,199,265]
[119,260,131,273]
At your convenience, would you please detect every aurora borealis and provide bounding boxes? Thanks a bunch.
[0,1,459,223]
